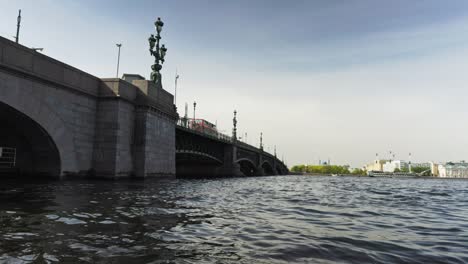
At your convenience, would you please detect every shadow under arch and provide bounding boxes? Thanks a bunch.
[0,102,61,177]
[262,161,275,176]
[275,165,284,175]
[236,158,257,177]
[176,150,223,178]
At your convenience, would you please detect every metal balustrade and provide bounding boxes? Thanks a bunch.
[177,118,233,143]
[0,147,16,168]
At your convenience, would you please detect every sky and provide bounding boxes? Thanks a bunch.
[1,0,468,168]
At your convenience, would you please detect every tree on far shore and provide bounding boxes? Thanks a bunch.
[291,165,354,175]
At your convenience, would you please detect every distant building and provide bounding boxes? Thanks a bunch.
[438,162,468,178]
[371,159,431,173]
[365,160,387,172]
[383,160,409,172]
[430,162,439,176]
[410,162,431,169]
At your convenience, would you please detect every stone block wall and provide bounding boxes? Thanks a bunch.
[133,108,176,177]
[92,99,135,177]
[0,36,178,178]
[0,70,98,176]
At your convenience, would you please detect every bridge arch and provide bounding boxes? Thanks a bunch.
[261,161,275,176]
[176,150,223,164]
[236,158,257,176]
[176,149,223,178]
[0,88,78,177]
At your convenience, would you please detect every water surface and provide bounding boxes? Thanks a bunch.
[1,176,468,263]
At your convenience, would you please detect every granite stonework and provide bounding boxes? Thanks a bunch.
[0,36,177,178]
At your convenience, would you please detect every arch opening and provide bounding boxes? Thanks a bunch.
[237,159,257,177]
[262,161,275,176]
[176,151,223,178]
[0,103,61,178]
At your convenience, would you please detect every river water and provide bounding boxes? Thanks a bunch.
[1,175,468,264]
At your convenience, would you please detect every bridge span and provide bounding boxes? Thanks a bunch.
[0,36,287,179]
[176,121,288,177]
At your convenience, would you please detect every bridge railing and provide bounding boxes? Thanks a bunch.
[177,118,233,143]
[0,147,16,169]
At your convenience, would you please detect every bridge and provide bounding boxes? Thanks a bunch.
[176,120,288,177]
[0,36,288,179]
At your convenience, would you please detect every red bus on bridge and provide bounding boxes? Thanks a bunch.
[189,119,218,136]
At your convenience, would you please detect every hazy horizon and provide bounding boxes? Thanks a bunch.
[1,0,468,167]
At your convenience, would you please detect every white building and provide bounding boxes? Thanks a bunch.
[382,160,431,173]
[438,162,468,178]
[365,160,387,172]
[383,160,409,172]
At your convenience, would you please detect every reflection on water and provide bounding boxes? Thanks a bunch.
[1,176,468,263]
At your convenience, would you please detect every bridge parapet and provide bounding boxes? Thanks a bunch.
[0,36,100,97]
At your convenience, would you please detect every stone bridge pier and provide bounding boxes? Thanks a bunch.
[0,37,177,179]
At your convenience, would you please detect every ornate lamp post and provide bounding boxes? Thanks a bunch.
[148,17,168,84]
[260,132,263,151]
[232,110,237,141]
[193,101,197,120]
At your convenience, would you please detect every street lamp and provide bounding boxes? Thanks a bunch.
[15,9,21,43]
[175,69,179,105]
[232,110,237,141]
[149,17,168,84]
[155,17,164,33]
[193,101,197,120]
[116,43,122,78]
[260,132,263,151]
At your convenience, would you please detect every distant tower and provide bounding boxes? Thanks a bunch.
[328,158,330,165]
[409,152,412,173]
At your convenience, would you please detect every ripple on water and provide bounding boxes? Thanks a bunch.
[55,217,87,225]
[1,176,468,264]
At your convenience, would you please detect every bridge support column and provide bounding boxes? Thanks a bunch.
[255,166,265,176]
[93,78,178,179]
[92,98,135,178]
[255,152,265,176]
[215,145,243,177]
[133,107,176,178]
[132,80,178,178]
